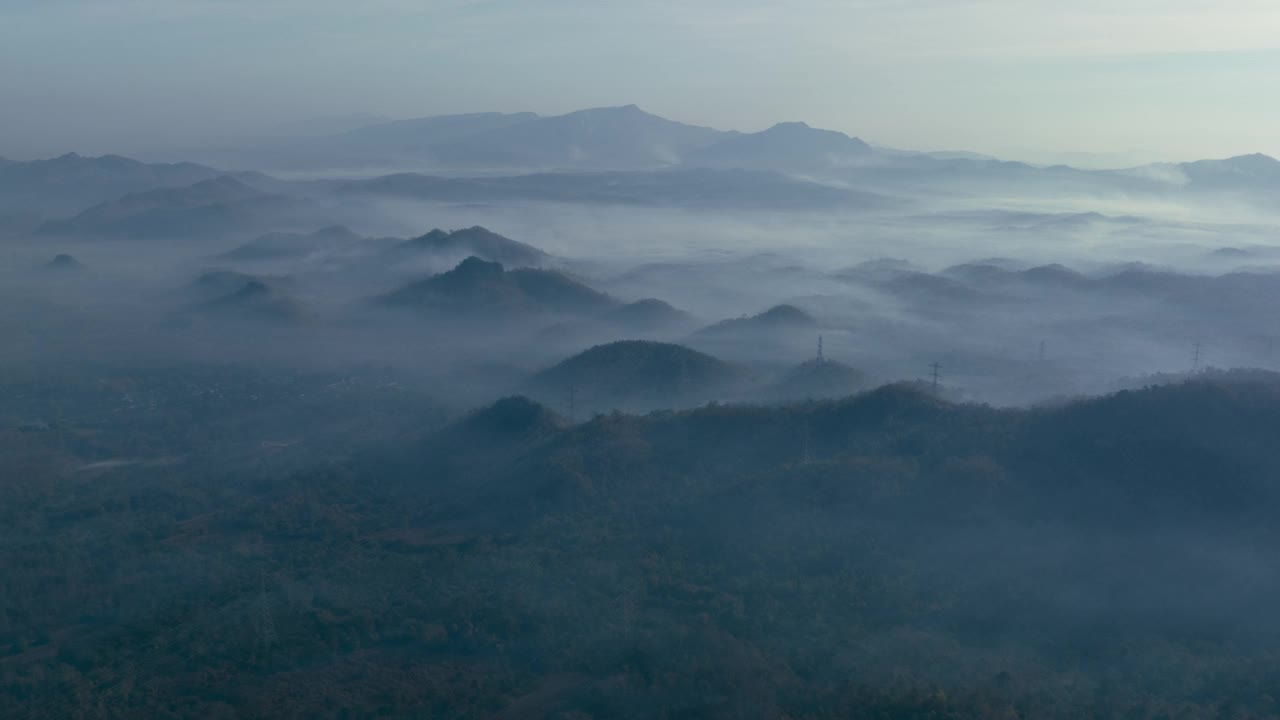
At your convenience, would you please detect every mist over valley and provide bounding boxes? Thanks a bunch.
[6,71,1280,718]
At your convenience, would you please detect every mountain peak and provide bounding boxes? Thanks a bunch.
[685,121,871,170]
[311,225,361,241]
[464,396,564,435]
[45,253,82,270]
[768,121,813,131]
[191,175,251,191]
[697,303,818,337]
[414,228,450,243]
[756,304,817,326]
[402,228,549,268]
[381,255,613,316]
[568,104,658,120]
[453,255,506,277]
[1225,153,1279,167]
[530,340,744,411]
[234,279,273,298]
[1179,152,1280,184]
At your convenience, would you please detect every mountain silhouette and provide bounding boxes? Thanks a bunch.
[765,357,868,401]
[428,105,728,170]
[603,298,694,332]
[528,340,748,412]
[698,304,818,336]
[39,176,303,239]
[686,121,873,171]
[396,226,550,267]
[0,152,229,215]
[343,167,883,210]
[220,225,363,261]
[43,253,83,271]
[381,256,615,317]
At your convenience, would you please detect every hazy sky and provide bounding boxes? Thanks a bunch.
[2,0,1278,163]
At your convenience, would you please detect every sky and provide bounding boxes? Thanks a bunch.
[1,0,1278,164]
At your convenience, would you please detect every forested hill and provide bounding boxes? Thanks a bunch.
[5,369,1280,718]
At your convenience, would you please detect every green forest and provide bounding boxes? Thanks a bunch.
[4,365,1280,719]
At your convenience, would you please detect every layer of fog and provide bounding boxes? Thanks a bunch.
[6,181,1280,409]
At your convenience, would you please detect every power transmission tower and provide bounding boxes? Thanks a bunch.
[929,362,942,396]
[1192,341,1203,373]
[817,335,825,363]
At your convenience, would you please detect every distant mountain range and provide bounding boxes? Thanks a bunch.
[218,226,365,262]
[427,105,726,170]
[219,225,550,269]
[168,104,1280,190]
[0,153,231,216]
[4,105,1279,231]
[338,167,886,210]
[1172,153,1280,190]
[37,176,306,239]
[153,105,1280,209]
[199,105,886,176]
[201,105,728,172]
[685,121,873,172]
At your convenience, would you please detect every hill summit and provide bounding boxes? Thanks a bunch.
[528,340,747,412]
[398,226,549,267]
[381,256,615,317]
